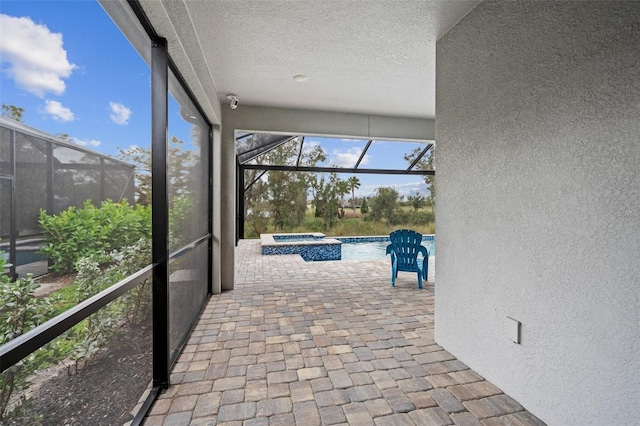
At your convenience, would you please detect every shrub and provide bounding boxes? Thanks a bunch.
[409,210,433,226]
[55,238,152,374]
[0,254,56,422]
[0,236,152,421]
[394,209,410,225]
[39,200,151,273]
[300,216,324,233]
[245,210,271,238]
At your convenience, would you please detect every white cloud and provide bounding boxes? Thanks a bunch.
[391,181,427,190]
[109,102,131,125]
[0,14,76,97]
[71,137,101,148]
[43,100,74,122]
[329,147,370,168]
[120,144,141,155]
[357,181,428,198]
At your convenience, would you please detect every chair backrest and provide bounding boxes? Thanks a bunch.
[389,229,423,271]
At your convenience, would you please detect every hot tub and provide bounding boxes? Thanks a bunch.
[260,232,342,261]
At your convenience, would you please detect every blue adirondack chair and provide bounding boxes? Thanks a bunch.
[386,229,429,289]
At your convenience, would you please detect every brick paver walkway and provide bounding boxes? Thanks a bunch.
[143,239,544,425]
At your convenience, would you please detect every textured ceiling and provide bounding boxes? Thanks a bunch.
[143,1,479,120]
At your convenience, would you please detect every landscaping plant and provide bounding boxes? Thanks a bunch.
[38,199,151,273]
[67,238,152,372]
[0,254,55,423]
[0,234,152,421]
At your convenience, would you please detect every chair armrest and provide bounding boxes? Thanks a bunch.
[386,246,397,267]
[418,245,428,258]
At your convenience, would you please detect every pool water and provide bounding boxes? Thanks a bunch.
[273,235,324,242]
[340,239,435,261]
[262,233,435,262]
[1,250,47,266]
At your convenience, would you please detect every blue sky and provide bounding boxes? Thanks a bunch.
[0,0,151,156]
[0,0,430,198]
[302,137,430,197]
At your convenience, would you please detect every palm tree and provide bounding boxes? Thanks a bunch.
[336,180,350,218]
[347,176,361,212]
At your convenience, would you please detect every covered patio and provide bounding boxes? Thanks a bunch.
[142,240,542,425]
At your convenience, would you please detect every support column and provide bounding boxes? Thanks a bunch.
[220,121,235,291]
[211,126,222,294]
[237,164,245,242]
[151,37,170,389]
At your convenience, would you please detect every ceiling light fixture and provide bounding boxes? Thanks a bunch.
[227,94,239,109]
[292,75,308,82]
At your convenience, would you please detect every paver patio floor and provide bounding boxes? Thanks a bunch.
[144,239,544,426]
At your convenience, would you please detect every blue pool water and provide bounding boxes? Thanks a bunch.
[340,238,436,260]
[273,235,324,242]
[1,250,47,266]
[338,237,435,261]
[263,234,435,262]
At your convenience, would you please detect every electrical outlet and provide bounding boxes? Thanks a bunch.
[506,317,521,344]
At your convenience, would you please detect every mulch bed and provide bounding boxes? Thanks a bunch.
[28,324,152,425]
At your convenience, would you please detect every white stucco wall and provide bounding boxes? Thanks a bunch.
[435,2,640,425]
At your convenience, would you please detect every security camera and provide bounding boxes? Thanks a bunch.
[227,94,239,110]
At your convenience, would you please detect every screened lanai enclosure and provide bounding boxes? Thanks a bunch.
[0,116,136,279]
[236,132,435,238]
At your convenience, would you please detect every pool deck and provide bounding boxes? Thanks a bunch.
[143,239,544,425]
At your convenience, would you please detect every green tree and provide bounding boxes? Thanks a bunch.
[407,192,425,211]
[347,176,361,212]
[267,142,301,230]
[336,179,349,218]
[243,167,270,237]
[370,187,401,224]
[314,173,343,230]
[1,104,24,122]
[360,197,369,214]
[118,145,151,205]
[265,138,325,230]
[117,136,195,206]
[404,147,435,209]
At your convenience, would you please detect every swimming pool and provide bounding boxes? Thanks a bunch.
[260,233,435,261]
[0,249,47,266]
[338,236,435,261]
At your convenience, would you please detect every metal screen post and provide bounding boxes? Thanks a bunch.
[46,141,54,214]
[151,37,170,389]
[208,126,213,294]
[237,163,244,242]
[8,129,17,280]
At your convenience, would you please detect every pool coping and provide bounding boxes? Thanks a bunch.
[260,232,343,261]
[260,232,343,248]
